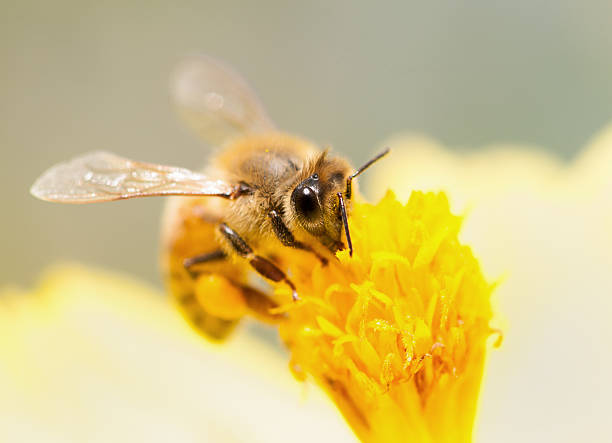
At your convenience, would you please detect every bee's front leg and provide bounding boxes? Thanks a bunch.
[268,209,329,265]
[218,223,299,300]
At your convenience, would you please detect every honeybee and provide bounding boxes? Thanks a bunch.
[31,56,389,340]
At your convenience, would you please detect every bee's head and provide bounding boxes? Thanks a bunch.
[289,148,389,255]
[290,151,349,253]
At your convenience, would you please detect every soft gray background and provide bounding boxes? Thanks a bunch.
[2,0,612,286]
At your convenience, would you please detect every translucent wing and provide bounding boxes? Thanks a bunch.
[171,54,276,146]
[30,151,236,203]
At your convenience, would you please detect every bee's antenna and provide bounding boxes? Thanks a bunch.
[337,192,353,257]
[345,147,390,199]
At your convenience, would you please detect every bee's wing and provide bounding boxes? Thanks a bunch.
[30,151,236,203]
[171,54,276,147]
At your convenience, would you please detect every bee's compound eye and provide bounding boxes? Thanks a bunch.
[292,185,321,221]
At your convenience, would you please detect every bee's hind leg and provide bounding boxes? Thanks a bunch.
[183,246,286,324]
[233,282,286,324]
[191,273,284,325]
[218,222,299,300]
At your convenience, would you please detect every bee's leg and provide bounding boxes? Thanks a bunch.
[218,223,299,300]
[191,273,284,325]
[167,266,239,341]
[174,290,239,340]
[235,283,286,323]
[268,209,328,265]
[183,249,227,277]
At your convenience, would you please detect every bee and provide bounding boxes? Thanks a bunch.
[31,55,389,341]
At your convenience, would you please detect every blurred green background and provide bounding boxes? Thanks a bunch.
[2,1,611,286]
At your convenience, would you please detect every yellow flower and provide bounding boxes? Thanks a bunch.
[366,125,612,442]
[273,191,495,443]
[0,193,495,443]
